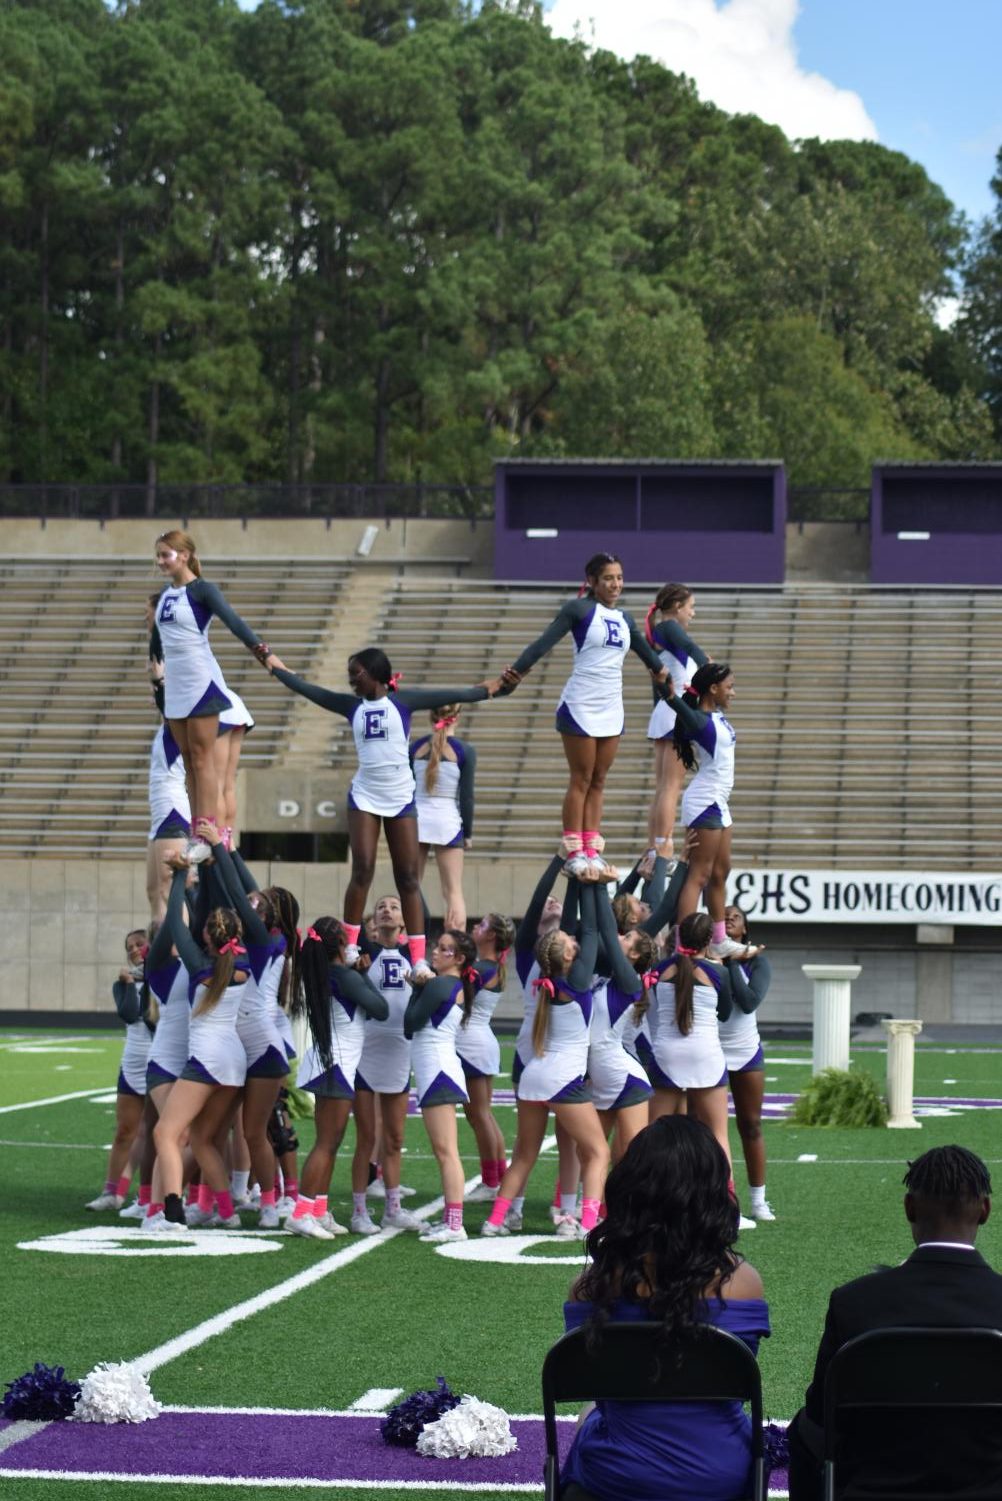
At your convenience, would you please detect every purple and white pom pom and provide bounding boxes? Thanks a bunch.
[416,1395,517,1459]
[71,1362,161,1424]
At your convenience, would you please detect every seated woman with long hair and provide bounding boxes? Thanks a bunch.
[561,1116,770,1501]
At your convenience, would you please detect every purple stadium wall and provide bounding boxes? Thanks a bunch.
[871,463,1002,584]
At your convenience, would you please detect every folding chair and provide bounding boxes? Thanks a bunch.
[823,1325,1002,1501]
[541,1320,765,1501]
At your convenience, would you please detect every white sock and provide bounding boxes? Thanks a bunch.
[749,1184,766,1209]
[560,1192,578,1216]
[512,1196,525,1214]
[231,1170,250,1198]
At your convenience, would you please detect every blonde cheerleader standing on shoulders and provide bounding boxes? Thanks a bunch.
[411,706,476,931]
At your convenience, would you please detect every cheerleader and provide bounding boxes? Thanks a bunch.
[146,719,191,920]
[589,885,658,1163]
[215,687,254,851]
[482,880,610,1241]
[411,706,476,931]
[350,895,423,1232]
[209,837,293,1231]
[152,861,249,1228]
[262,647,505,977]
[649,912,733,1165]
[504,553,667,875]
[642,583,709,872]
[665,662,750,960]
[153,530,271,861]
[85,930,154,1211]
[720,905,775,1221]
[461,913,516,1201]
[404,929,481,1244]
[290,919,389,1241]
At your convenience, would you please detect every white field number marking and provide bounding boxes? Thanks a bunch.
[432,1234,586,1266]
[17,1227,284,1258]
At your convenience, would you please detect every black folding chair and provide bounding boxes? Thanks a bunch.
[541,1320,765,1501]
[823,1326,1002,1501]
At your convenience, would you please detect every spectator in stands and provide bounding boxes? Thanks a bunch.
[411,704,476,931]
[261,645,505,981]
[560,1115,769,1501]
[641,582,709,876]
[787,1144,1002,1500]
[153,530,271,863]
[502,553,668,881]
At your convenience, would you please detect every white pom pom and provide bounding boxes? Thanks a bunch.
[71,1362,162,1424]
[416,1395,517,1459]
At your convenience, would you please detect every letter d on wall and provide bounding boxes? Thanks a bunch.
[278,799,301,818]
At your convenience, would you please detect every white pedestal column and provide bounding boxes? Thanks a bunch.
[882,1019,923,1129]
[802,964,862,1075]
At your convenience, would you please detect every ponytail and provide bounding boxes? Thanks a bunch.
[672,660,731,771]
[262,886,301,1016]
[479,912,516,992]
[672,913,712,1036]
[441,929,478,1026]
[424,706,459,796]
[531,930,568,1056]
[624,927,658,1024]
[300,915,343,1073]
[194,909,244,1015]
[156,528,201,577]
[646,583,692,646]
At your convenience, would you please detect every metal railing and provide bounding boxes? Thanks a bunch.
[788,487,870,522]
[0,483,495,523]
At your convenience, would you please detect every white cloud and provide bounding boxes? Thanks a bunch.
[547,0,878,144]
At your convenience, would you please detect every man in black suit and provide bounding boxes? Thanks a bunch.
[788,1144,1002,1499]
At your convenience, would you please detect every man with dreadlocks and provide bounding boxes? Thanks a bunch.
[788,1144,1002,1499]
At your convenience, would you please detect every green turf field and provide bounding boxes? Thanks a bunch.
[3,1027,1002,1498]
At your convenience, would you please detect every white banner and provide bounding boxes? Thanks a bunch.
[725,869,1002,926]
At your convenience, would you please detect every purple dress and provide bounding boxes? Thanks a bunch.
[561,1295,770,1501]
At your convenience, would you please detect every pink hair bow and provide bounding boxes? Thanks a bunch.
[388,672,402,689]
[641,970,660,988]
[461,965,479,984]
[306,926,321,943]
[676,944,700,957]
[532,977,556,998]
[218,939,246,957]
[433,714,458,730]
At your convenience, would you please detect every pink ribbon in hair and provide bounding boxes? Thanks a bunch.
[644,601,658,647]
[388,672,402,689]
[641,970,660,988]
[676,944,700,957]
[461,966,479,984]
[532,977,556,998]
[306,927,321,943]
[434,715,458,730]
[218,939,246,957]
[498,947,510,963]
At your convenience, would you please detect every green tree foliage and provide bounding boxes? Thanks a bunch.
[0,0,996,486]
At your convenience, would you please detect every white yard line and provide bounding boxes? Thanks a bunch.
[348,1388,404,1411]
[0,1421,50,1456]
[0,1473,545,1492]
[0,1137,104,1151]
[132,1174,481,1378]
[0,1088,110,1115]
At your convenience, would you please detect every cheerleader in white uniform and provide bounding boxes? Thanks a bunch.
[460,913,516,1201]
[665,662,752,962]
[263,646,505,978]
[504,553,667,875]
[411,707,476,930]
[154,529,271,861]
[146,598,191,918]
[349,895,423,1233]
[404,930,481,1244]
[482,881,610,1240]
[85,930,154,1211]
[650,912,733,1166]
[209,837,292,1230]
[215,685,254,851]
[589,885,658,1164]
[642,583,710,871]
[720,905,775,1221]
[289,918,389,1241]
[152,860,250,1227]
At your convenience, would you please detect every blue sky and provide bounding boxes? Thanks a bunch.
[545,0,1002,229]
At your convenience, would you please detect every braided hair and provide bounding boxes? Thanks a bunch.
[478,912,516,991]
[904,1146,992,1205]
[261,886,301,1016]
[673,661,732,771]
[424,705,459,795]
[299,915,344,1075]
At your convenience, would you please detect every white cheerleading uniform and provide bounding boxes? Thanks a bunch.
[356,946,413,1095]
[588,982,652,1111]
[146,960,191,1087]
[557,603,635,738]
[237,939,290,1079]
[653,965,727,1090]
[512,956,541,1088]
[647,619,708,741]
[414,756,463,847]
[679,711,737,830]
[410,984,469,1107]
[219,685,255,733]
[346,696,419,816]
[516,983,594,1104]
[455,964,502,1079]
[148,723,191,841]
[156,584,235,720]
[118,985,152,1097]
[181,968,249,1088]
[719,957,769,1072]
[298,976,368,1100]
